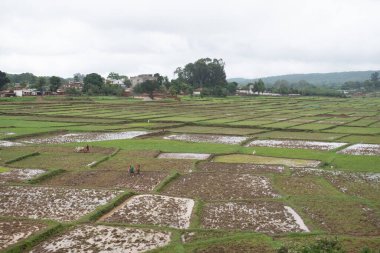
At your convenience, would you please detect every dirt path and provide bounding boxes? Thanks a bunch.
[36,96,44,102]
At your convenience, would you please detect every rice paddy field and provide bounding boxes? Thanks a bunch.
[0,95,379,252]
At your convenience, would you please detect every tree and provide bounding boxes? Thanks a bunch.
[0,70,10,90]
[34,77,47,92]
[133,80,160,99]
[174,58,227,96]
[107,72,121,80]
[6,72,37,85]
[371,72,380,88]
[226,82,238,95]
[370,72,379,83]
[257,79,265,94]
[49,76,62,92]
[83,73,104,94]
[123,78,132,88]
[73,73,84,82]
[65,87,81,96]
[252,81,259,94]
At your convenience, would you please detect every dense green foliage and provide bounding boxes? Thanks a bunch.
[267,79,344,97]
[249,79,265,94]
[342,71,380,91]
[83,73,123,96]
[0,70,10,90]
[175,58,229,97]
[6,72,37,86]
[49,76,62,92]
[229,70,380,86]
[133,79,161,99]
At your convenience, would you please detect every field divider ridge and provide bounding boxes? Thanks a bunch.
[5,152,40,165]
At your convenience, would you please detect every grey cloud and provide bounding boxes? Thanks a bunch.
[0,0,379,78]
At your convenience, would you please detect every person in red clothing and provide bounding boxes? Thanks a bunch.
[136,164,141,175]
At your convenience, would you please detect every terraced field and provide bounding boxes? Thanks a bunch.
[0,95,379,252]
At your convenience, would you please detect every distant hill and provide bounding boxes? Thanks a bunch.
[228,70,379,86]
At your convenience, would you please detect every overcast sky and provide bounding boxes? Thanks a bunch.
[0,0,379,78]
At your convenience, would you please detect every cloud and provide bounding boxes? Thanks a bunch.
[0,0,379,78]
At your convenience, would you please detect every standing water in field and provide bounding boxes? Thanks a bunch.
[21,131,149,144]
[164,134,247,145]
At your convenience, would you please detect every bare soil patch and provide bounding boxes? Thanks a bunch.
[293,197,380,235]
[42,170,168,192]
[316,113,350,118]
[164,134,247,145]
[22,131,149,144]
[201,201,309,234]
[275,175,340,196]
[291,168,380,202]
[103,194,194,229]
[214,154,321,168]
[162,173,278,201]
[157,153,211,160]
[193,241,275,253]
[0,168,46,183]
[0,186,121,221]
[197,162,284,173]
[31,225,171,253]
[0,220,46,250]
[247,139,347,150]
[338,144,380,155]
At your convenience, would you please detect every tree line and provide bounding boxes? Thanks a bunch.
[341,72,380,92]
[2,64,379,98]
[133,58,238,98]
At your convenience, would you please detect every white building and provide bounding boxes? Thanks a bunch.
[130,74,156,87]
[14,89,38,97]
[106,79,125,85]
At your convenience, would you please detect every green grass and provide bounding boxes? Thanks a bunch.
[254,130,347,141]
[0,166,10,173]
[262,121,303,129]
[213,154,320,167]
[324,126,380,135]
[339,134,380,144]
[290,123,335,130]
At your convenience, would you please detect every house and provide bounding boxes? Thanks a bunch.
[106,79,124,85]
[62,81,83,91]
[130,74,156,87]
[14,89,38,97]
[0,90,15,97]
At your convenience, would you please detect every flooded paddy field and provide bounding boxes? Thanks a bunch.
[163,133,248,145]
[247,139,347,150]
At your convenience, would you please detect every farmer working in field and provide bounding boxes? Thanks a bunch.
[136,164,141,175]
[129,164,135,175]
